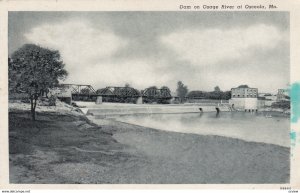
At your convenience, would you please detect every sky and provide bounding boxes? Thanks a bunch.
[8,11,290,93]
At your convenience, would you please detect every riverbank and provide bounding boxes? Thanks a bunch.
[9,101,290,183]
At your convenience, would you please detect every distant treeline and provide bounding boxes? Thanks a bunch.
[186,90,231,100]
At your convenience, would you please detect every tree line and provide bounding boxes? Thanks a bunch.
[186,90,231,100]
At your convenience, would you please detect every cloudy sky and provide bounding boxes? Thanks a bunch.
[9,12,289,93]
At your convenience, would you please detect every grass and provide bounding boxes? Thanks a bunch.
[9,110,127,183]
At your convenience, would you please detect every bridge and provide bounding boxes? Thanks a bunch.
[57,84,173,104]
[57,84,99,101]
[96,86,140,103]
[142,87,172,104]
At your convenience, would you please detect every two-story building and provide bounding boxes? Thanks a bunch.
[229,86,259,111]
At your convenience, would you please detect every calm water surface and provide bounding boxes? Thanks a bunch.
[107,112,290,147]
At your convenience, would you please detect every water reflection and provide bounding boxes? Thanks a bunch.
[110,112,290,147]
[199,112,203,118]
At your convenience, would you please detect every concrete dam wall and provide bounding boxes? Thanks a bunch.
[85,104,231,116]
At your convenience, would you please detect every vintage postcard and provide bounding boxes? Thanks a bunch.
[0,0,300,191]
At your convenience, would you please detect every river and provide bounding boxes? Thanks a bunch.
[105,111,290,147]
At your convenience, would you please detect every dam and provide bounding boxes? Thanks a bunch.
[78,102,232,116]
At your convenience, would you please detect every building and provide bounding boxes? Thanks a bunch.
[260,93,277,106]
[277,89,290,101]
[229,86,259,111]
[231,87,258,98]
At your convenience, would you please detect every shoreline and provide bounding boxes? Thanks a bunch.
[91,116,290,183]
[88,108,290,148]
[88,114,290,149]
[9,103,290,183]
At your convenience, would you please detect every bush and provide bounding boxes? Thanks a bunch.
[271,101,290,109]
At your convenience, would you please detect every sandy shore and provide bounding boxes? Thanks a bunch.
[91,117,290,183]
[9,108,290,184]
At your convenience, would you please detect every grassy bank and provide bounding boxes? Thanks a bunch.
[9,111,123,183]
[9,109,290,184]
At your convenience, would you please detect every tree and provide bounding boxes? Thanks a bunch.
[148,86,158,90]
[271,101,290,109]
[186,90,206,99]
[176,81,188,103]
[214,86,221,92]
[186,90,231,100]
[9,44,68,121]
[161,86,171,93]
[221,91,231,100]
[125,83,130,87]
[80,88,91,95]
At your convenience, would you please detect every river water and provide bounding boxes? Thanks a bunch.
[108,112,290,147]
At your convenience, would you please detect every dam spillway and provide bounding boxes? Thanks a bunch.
[80,102,231,116]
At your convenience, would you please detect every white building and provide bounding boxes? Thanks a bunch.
[229,86,259,111]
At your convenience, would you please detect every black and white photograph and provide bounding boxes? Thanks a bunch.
[3,9,297,186]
